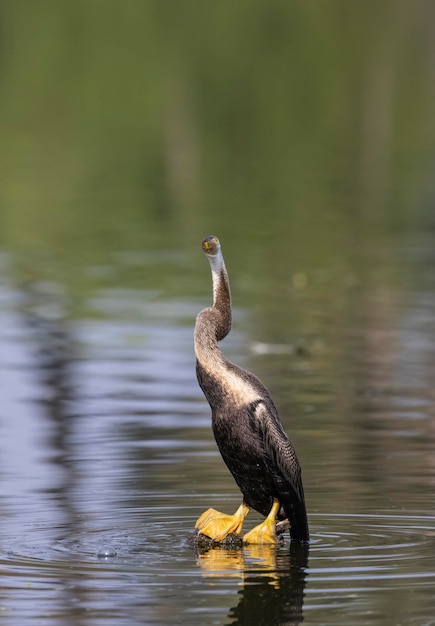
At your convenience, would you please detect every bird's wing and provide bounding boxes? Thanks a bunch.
[255,401,305,504]
[251,399,309,542]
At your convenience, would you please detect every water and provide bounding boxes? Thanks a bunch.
[1,239,435,626]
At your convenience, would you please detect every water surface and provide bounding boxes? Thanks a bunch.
[1,239,434,626]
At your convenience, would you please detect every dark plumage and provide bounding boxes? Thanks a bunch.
[194,235,309,544]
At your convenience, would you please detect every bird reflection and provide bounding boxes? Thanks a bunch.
[197,543,279,580]
[196,543,309,625]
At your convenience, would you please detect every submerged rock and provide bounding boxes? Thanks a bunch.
[188,530,243,552]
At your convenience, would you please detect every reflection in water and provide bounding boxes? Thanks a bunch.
[19,283,91,625]
[197,543,281,580]
[196,543,308,625]
[229,547,308,626]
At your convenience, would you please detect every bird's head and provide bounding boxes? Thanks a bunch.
[202,235,221,257]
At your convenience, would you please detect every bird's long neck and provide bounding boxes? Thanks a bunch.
[194,253,231,367]
[210,257,231,341]
[195,245,262,408]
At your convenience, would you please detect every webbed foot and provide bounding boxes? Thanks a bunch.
[243,500,280,544]
[195,503,249,542]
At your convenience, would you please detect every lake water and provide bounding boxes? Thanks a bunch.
[1,237,434,626]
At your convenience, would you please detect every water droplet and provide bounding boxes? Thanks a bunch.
[97,545,117,559]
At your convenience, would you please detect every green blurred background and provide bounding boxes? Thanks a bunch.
[1,0,434,310]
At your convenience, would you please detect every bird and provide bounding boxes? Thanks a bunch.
[194,235,309,544]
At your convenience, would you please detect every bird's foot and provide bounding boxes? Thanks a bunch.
[243,500,280,545]
[195,503,249,542]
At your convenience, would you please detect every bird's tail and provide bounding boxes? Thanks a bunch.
[287,499,309,543]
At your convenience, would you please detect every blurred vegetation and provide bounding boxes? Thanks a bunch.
[0,0,434,305]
